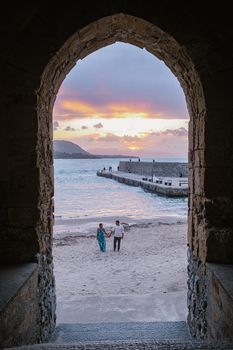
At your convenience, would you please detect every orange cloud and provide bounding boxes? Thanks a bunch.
[107,102,153,118]
[54,99,161,119]
[61,100,96,115]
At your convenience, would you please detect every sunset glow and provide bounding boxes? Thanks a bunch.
[55,99,160,119]
[128,145,143,151]
[53,42,189,157]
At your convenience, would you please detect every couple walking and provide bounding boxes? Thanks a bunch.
[97,220,124,252]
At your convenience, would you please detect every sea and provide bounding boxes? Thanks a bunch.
[54,158,188,227]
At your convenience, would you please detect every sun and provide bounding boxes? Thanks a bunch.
[128,145,142,151]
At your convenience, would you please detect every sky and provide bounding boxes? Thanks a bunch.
[53,42,189,158]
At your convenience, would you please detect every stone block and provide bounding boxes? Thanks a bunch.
[194,149,205,168]
[0,227,39,264]
[204,167,232,197]
[204,196,233,228]
[205,115,232,153]
[187,209,194,248]
[206,263,233,340]
[0,264,39,348]
[79,22,97,42]
[0,181,7,206]
[194,167,204,196]
[118,161,188,177]
[202,71,233,110]
[8,207,39,227]
[5,63,40,94]
[7,105,37,134]
[0,208,7,225]
[205,148,232,168]
[187,251,208,339]
[8,165,39,207]
[206,228,233,263]
[193,113,205,150]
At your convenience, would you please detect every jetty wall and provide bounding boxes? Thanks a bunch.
[97,171,188,197]
[119,161,188,177]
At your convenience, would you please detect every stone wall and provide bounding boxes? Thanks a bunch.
[119,161,188,177]
[0,264,39,348]
[187,252,233,341]
[206,263,233,340]
[187,250,208,339]
[37,255,56,342]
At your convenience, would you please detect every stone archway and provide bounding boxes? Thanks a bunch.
[37,13,204,339]
[1,7,233,346]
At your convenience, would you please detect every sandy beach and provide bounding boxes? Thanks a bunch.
[53,216,188,324]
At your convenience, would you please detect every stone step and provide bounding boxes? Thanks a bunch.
[52,321,191,343]
[8,340,233,350]
[8,322,233,350]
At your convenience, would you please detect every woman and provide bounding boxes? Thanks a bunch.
[96,223,109,252]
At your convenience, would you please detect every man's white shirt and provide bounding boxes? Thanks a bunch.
[113,225,124,238]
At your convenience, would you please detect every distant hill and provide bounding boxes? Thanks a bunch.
[53,140,138,159]
[53,140,91,155]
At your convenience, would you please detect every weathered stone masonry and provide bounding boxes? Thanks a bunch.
[118,161,188,177]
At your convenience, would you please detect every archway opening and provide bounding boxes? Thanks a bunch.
[52,40,190,328]
[36,13,205,342]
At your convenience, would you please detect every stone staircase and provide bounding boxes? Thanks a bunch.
[52,321,191,343]
[7,322,233,350]
[8,340,233,350]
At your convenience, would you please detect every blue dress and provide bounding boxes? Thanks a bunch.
[97,228,106,252]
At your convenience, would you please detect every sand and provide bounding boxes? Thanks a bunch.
[53,216,188,324]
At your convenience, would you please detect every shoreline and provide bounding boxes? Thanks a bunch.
[54,214,187,236]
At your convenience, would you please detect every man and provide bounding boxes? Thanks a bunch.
[112,220,124,251]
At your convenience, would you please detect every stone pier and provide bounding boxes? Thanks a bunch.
[97,171,188,197]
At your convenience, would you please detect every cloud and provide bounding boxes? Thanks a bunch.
[93,123,103,129]
[64,126,75,131]
[105,128,187,141]
[81,125,88,130]
[70,126,188,157]
[53,121,60,130]
[160,127,188,137]
[77,127,188,144]
[53,43,189,121]
[55,99,158,120]
[82,133,102,142]
[98,133,120,142]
